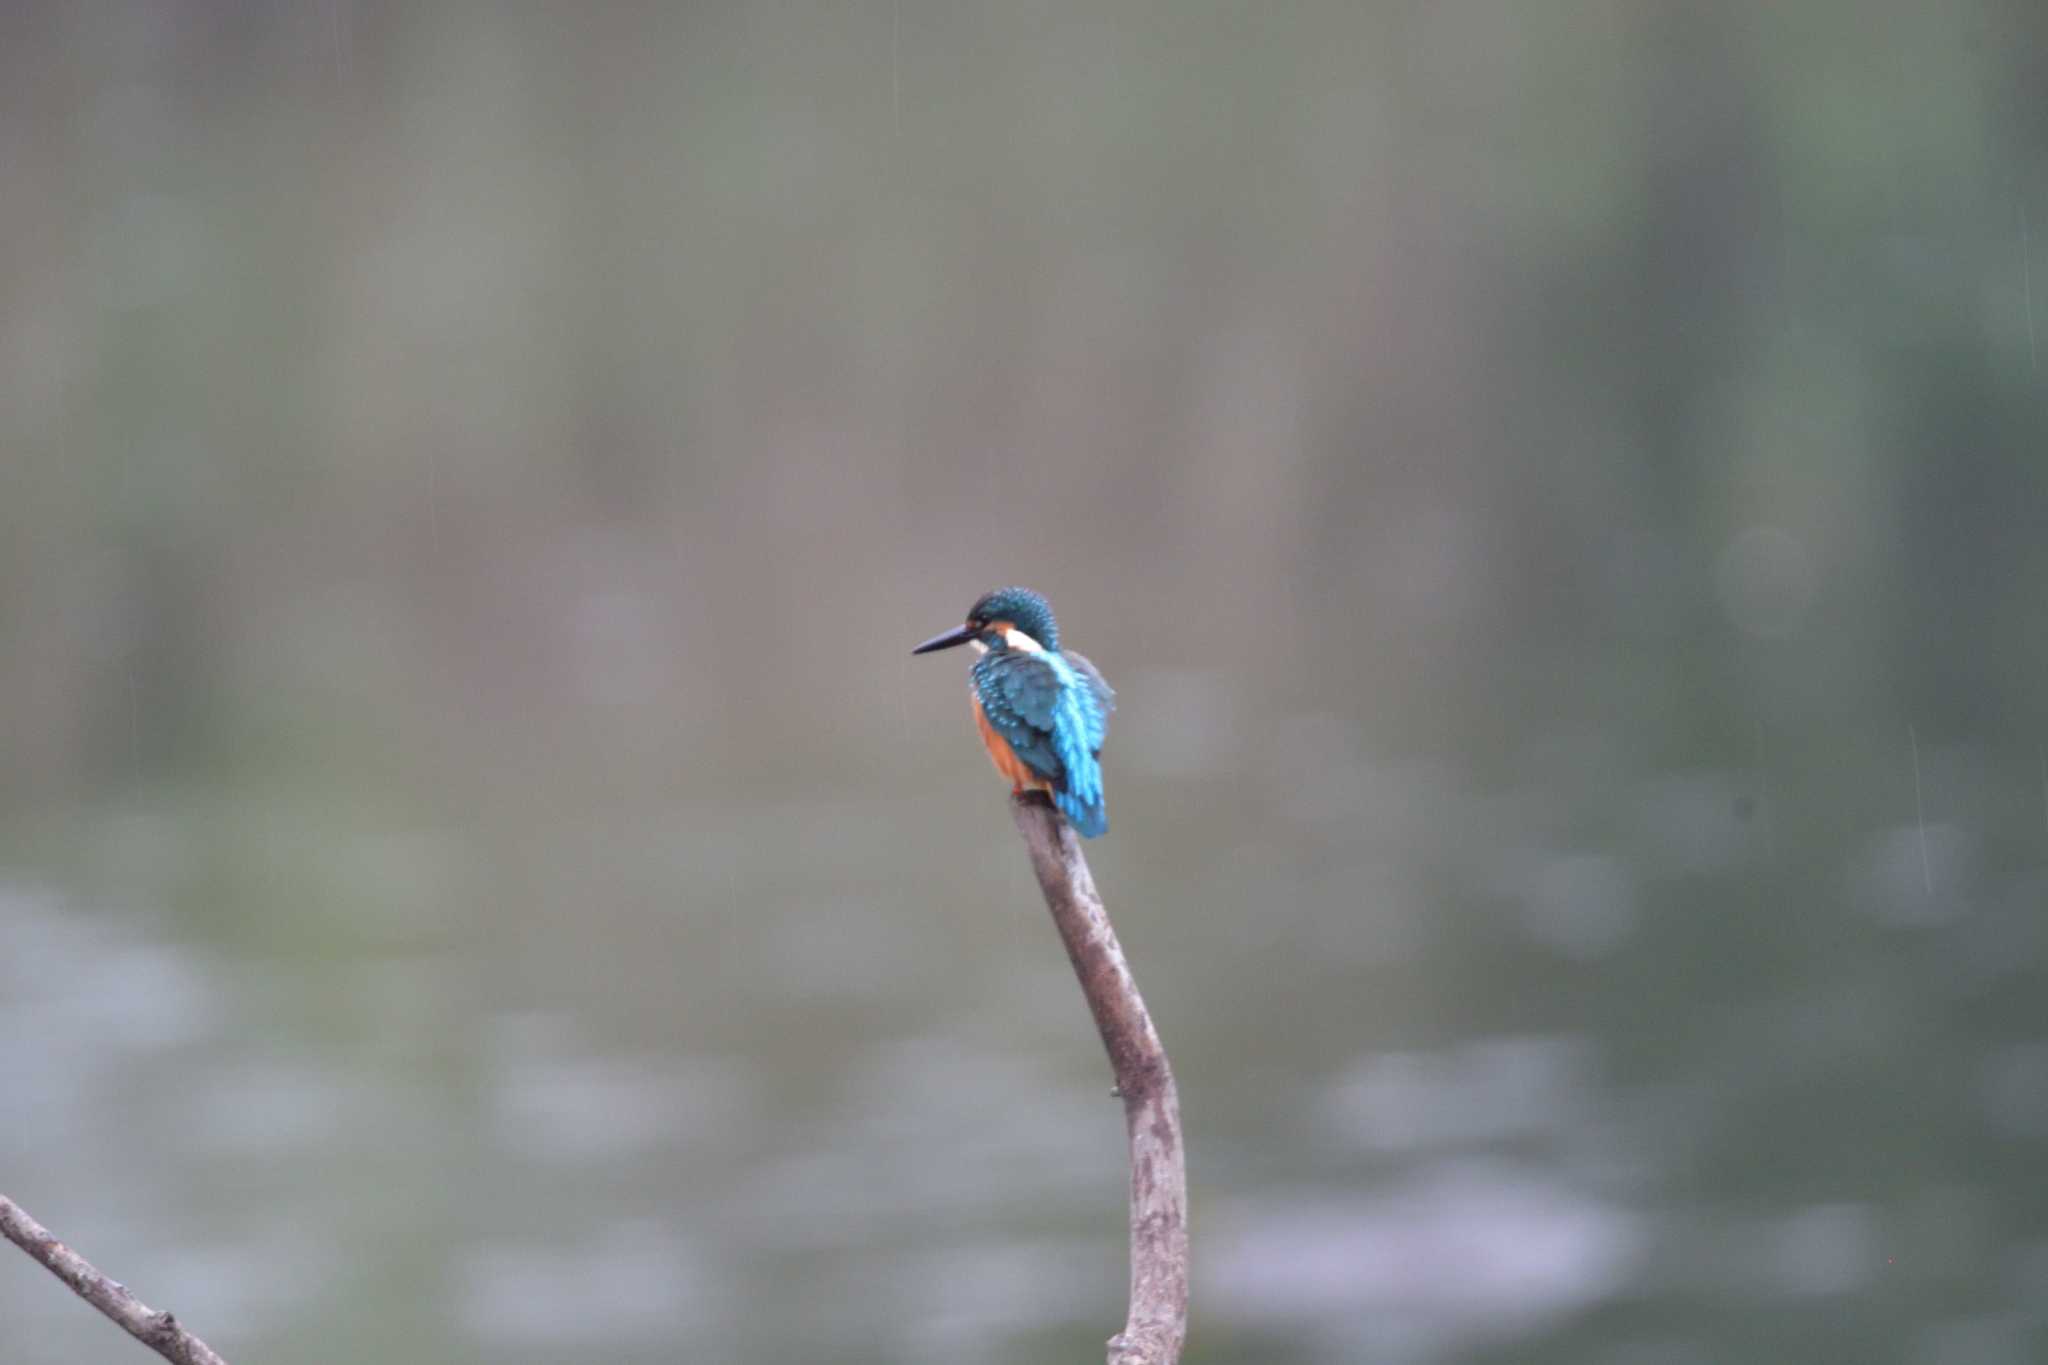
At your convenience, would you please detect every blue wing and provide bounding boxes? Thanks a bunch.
[1061,650,1116,751]
[973,649,1114,837]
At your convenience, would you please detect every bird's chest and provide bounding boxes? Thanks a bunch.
[971,686,1044,791]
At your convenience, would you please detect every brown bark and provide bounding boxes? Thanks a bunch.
[0,1194,230,1365]
[1010,792,1189,1365]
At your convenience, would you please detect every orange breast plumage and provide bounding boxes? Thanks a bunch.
[974,690,1049,793]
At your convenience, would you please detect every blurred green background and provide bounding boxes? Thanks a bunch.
[5,3,2048,1362]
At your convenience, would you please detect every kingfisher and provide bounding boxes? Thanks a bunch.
[913,586,1117,837]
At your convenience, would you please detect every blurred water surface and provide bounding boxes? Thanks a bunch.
[5,3,2048,1362]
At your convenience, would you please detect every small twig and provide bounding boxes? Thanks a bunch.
[0,1194,229,1365]
[1009,793,1188,1365]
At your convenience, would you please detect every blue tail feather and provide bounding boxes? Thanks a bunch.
[1039,651,1110,838]
[1057,789,1109,838]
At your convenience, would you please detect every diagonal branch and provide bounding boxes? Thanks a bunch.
[1009,792,1188,1365]
[0,1194,230,1365]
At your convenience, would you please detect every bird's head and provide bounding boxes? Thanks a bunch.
[912,586,1061,656]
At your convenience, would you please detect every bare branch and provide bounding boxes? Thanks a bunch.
[1009,792,1189,1365]
[0,1194,229,1365]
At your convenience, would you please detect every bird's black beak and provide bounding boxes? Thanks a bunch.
[911,623,978,655]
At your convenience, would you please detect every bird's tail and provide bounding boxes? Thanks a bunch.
[1057,790,1108,839]
[1048,680,1108,837]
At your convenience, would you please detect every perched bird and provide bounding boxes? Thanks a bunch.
[912,586,1117,837]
